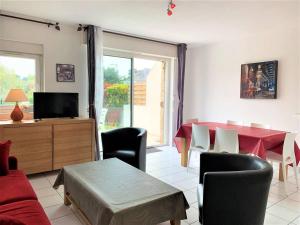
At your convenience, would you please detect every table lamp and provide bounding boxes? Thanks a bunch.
[5,89,28,122]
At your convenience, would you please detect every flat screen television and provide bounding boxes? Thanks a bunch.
[34,92,79,119]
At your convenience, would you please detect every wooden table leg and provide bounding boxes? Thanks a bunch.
[279,163,288,182]
[170,219,181,225]
[180,138,188,167]
[64,192,71,206]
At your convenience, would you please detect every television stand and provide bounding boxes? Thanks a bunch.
[0,118,95,174]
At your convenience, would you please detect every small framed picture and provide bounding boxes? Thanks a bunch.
[56,64,75,82]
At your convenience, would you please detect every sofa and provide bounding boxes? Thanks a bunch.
[0,156,51,225]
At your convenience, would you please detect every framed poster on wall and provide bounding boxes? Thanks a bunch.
[240,60,278,99]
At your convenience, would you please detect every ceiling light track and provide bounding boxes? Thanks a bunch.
[77,25,178,46]
[77,24,88,32]
[0,13,61,31]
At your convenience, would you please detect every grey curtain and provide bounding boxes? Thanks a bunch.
[177,43,187,130]
[87,25,100,160]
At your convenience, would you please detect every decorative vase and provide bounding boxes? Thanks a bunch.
[10,103,24,122]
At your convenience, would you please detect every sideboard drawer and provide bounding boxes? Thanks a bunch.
[2,125,53,174]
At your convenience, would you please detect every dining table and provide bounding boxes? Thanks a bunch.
[174,121,300,181]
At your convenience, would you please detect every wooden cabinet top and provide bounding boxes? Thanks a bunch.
[0,118,95,128]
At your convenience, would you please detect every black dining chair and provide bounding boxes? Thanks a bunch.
[101,127,147,171]
[198,152,273,225]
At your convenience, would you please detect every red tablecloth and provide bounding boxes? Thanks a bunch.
[174,122,300,163]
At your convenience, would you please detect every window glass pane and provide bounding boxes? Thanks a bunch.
[133,58,166,146]
[0,55,37,119]
[0,55,36,104]
[101,56,131,131]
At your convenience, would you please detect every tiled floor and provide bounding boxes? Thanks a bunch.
[28,146,300,225]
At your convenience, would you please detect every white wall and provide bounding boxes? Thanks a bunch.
[103,32,177,58]
[0,15,88,117]
[184,28,299,131]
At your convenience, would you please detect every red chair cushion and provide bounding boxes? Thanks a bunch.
[0,215,26,225]
[0,170,37,205]
[0,200,50,225]
[0,140,12,176]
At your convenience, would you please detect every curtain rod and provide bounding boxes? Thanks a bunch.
[103,30,178,47]
[0,12,177,46]
[0,13,60,30]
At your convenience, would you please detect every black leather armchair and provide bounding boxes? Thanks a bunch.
[101,127,147,171]
[198,152,273,225]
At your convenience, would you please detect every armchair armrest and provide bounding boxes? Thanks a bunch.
[101,128,146,154]
[101,128,131,154]
[137,129,147,171]
[101,130,117,154]
[8,156,18,170]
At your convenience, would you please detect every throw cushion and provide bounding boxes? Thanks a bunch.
[0,215,26,225]
[0,140,12,176]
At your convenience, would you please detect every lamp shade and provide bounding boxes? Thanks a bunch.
[5,89,28,102]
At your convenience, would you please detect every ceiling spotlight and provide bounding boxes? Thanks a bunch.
[167,0,176,16]
[55,22,60,31]
[77,24,83,31]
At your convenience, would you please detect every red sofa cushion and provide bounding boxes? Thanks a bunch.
[0,170,37,205]
[0,200,51,225]
[0,215,26,225]
[0,140,12,176]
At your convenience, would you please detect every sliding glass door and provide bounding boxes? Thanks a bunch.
[102,56,131,130]
[102,55,168,146]
[133,58,166,146]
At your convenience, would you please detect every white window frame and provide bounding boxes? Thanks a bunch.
[0,50,43,95]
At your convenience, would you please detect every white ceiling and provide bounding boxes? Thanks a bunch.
[0,1,298,45]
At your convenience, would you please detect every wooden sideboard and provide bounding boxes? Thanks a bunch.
[0,118,95,174]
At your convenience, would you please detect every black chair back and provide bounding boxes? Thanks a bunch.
[199,153,273,225]
[101,127,147,171]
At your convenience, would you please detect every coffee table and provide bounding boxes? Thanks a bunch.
[54,158,189,225]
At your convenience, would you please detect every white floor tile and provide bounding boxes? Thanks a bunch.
[291,216,300,225]
[46,173,59,185]
[276,199,300,213]
[267,192,286,207]
[56,185,64,194]
[183,207,199,224]
[29,176,52,190]
[36,187,59,199]
[263,213,289,225]
[190,222,201,225]
[270,182,297,196]
[40,195,63,208]
[25,146,300,225]
[190,202,198,210]
[289,192,300,202]
[267,204,299,221]
[45,204,73,220]
[51,214,83,225]
[184,188,198,204]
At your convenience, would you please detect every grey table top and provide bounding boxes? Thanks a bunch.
[54,158,189,225]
